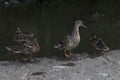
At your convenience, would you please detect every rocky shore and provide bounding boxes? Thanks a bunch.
[0,50,120,80]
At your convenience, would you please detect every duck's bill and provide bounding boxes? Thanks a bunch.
[82,24,87,29]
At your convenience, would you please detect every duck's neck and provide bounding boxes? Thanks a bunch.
[72,25,80,38]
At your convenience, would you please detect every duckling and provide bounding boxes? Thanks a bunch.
[89,33,110,52]
[54,20,87,58]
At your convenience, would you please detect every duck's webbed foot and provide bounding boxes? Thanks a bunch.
[21,58,28,61]
[28,54,35,62]
[21,54,28,61]
[69,51,75,57]
[64,50,75,58]
[64,50,71,58]
[28,59,35,62]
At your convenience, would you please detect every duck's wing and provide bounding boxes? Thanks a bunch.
[6,46,22,54]
[89,37,103,51]
[97,38,109,52]
[6,45,26,54]
[61,35,71,44]
[95,39,104,51]
[54,35,71,49]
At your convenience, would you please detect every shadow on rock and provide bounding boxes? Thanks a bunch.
[55,51,106,61]
[32,71,46,76]
[88,51,105,59]
[60,62,76,67]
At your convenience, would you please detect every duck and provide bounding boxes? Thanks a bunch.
[89,33,110,52]
[54,20,87,58]
[6,27,40,62]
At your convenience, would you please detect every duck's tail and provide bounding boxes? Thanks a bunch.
[101,47,110,52]
[54,44,61,48]
[6,47,22,54]
[97,44,110,52]
[6,47,12,51]
[54,43,62,50]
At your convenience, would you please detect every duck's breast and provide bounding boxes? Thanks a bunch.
[72,36,80,48]
[31,43,40,53]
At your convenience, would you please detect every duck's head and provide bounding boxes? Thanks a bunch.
[13,27,35,43]
[75,20,87,28]
[13,27,22,42]
[16,27,21,34]
[91,33,97,38]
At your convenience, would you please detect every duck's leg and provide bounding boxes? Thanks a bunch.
[64,50,70,57]
[21,54,27,61]
[28,53,35,62]
[69,50,75,57]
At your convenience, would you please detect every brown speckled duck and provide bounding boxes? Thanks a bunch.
[54,20,87,57]
[89,33,110,52]
[6,28,40,62]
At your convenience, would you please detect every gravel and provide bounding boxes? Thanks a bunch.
[0,50,120,80]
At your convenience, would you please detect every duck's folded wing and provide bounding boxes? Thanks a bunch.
[61,35,71,44]
[54,35,70,49]
[97,39,109,51]
[6,46,25,54]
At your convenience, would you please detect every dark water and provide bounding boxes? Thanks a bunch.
[0,0,120,60]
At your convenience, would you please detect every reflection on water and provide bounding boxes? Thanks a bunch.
[0,0,120,60]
